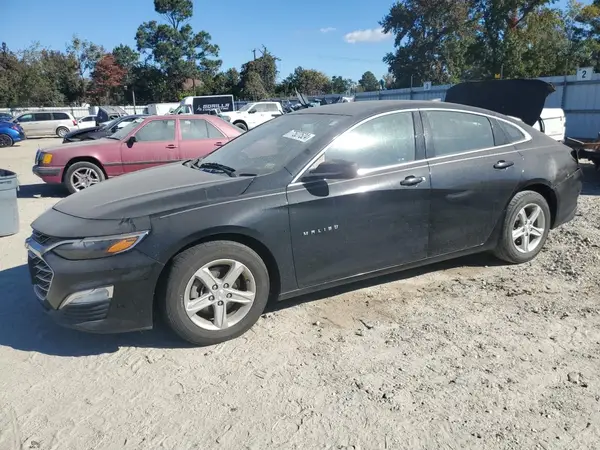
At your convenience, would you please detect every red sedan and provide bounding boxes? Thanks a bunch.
[32,115,243,193]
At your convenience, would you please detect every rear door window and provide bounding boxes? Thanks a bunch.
[33,113,53,121]
[498,120,527,144]
[52,112,69,120]
[424,110,495,157]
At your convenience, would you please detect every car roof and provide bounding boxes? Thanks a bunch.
[292,99,512,122]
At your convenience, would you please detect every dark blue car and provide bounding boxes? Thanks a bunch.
[0,120,26,147]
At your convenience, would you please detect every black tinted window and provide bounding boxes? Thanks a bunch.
[322,112,416,170]
[52,112,69,120]
[498,120,526,143]
[135,119,175,141]
[425,111,494,157]
[34,113,52,121]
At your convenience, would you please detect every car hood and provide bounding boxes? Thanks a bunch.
[65,126,101,138]
[444,79,556,126]
[52,162,255,220]
[45,138,116,153]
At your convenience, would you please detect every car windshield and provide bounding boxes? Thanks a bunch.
[108,118,145,140]
[193,113,345,176]
[100,117,119,129]
[237,103,253,112]
[171,104,190,115]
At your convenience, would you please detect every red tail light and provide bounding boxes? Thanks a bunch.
[72,119,77,126]
[11,125,19,131]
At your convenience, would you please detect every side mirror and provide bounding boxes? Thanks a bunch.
[301,160,358,182]
[248,109,256,114]
[126,135,137,148]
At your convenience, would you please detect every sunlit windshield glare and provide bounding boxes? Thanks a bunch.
[110,118,145,139]
[101,118,118,129]
[199,114,345,175]
[238,104,252,112]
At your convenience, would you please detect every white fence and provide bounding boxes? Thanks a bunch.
[0,105,144,119]
[2,73,599,138]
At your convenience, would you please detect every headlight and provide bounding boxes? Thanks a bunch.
[36,151,53,165]
[52,231,149,260]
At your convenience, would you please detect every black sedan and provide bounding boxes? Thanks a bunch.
[25,100,582,346]
[62,114,147,143]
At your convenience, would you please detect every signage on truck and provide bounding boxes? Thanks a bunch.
[192,96,235,114]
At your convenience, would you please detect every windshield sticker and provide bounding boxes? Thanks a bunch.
[283,130,315,143]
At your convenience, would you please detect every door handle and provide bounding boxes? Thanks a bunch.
[214,142,223,146]
[494,160,514,169]
[400,175,426,186]
[166,144,177,149]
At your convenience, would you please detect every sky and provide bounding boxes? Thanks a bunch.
[2,0,403,82]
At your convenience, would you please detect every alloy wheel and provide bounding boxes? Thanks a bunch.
[71,167,101,191]
[184,259,256,331]
[512,203,546,253]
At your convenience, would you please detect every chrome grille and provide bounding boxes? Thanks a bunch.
[29,252,54,301]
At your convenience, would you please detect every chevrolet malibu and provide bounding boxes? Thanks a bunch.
[25,100,582,346]
[32,114,242,193]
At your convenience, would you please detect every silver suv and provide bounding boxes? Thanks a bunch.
[13,111,78,138]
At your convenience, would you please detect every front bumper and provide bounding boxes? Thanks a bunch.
[553,167,583,228]
[25,236,163,333]
[32,165,62,183]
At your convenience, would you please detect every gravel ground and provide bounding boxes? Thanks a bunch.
[1,138,599,450]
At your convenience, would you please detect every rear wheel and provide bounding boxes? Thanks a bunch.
[494,190,551,264]
[233,121,248,132]
[64,161,105,194]
[161,241,270,346]
[0,134,13,148]
[56,127,69,138]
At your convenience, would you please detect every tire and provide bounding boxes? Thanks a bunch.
[56,127,69,138]
[64,161,106,194]
[161,240,270,346]
[0,134,13,148]
[233,121,248,132]
[493,190,551,264]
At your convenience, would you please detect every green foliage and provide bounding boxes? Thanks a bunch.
[282,67,331,95]
[359,71,380,91]
[331,75,353,93]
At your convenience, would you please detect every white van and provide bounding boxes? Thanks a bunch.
[532,108,566,142]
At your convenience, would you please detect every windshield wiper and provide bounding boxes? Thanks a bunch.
[194,162,237,177]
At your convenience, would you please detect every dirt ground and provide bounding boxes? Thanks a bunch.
[0,137,599,450]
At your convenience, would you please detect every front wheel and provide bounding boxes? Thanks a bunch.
[161,241,270,346]
[56,127,69,138]
[64,161,105,194]
[494,190,551,264]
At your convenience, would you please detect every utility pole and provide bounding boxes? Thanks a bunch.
[252,48,257,60]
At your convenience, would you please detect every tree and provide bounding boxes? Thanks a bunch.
[381,0,476,87]
[89,54,127,104]
[283,67,331,95]
[331,75,353,93]
[358,71,380,91]
[239,47,279,99]
[66,36,105,103]
[571,0,600,71]
[382,73,396,89]
[135,0,221,99]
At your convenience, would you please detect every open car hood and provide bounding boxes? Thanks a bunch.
[444,79,556,126]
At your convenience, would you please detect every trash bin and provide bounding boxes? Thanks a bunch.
[0,169,19,237]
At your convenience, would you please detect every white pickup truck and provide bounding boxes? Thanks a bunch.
[220,101,284,131]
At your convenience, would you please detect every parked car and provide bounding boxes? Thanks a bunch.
[0,120,26,147]
[62,114,148,143]
[220,101,284,131]
[33,114,242,193]
[0,113,14,122]
[76,115,98,130]
[12,111,78,138]
[25,100,582,346]
[94,106,128,126]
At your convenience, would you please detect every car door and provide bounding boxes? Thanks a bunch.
[247,104,269,128]
[35,112,54,135]
[287,110,431,288]
[178,117,226,159]
[120,118,180,173]
[421,109,525,257]
[15,113,35,134]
